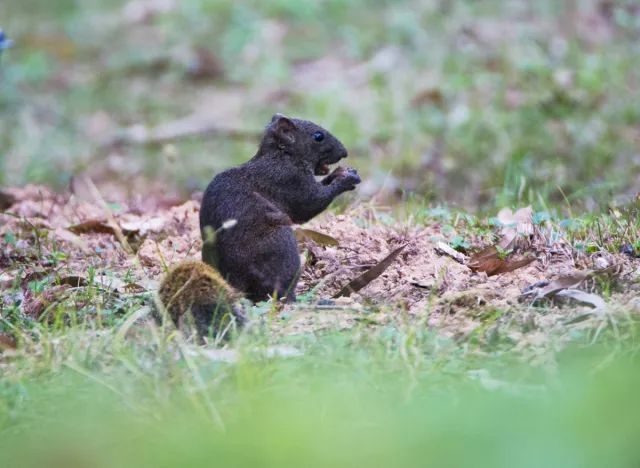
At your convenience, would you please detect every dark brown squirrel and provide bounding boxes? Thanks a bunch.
[155,260,247,340]
[199,114,361,302]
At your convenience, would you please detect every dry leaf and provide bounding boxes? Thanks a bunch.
[187,47,224,81]
[521,268,615,306]
[23,285,70,319]
[496,206,533,249]
[468,246,535,276]
[556,289,605,309]
[334,244,407,298]
[56,275,89,287]
[120,216,166,236]
[0,272,15,288]
[0,190,16,210]
[53,227,91,253]
[294,228,340,247]
[523,271,591,298]
[67,219,115,235]
[410,88,445,108]
[0,333,16,350]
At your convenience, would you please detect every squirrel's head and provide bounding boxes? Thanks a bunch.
[262,114,348,175]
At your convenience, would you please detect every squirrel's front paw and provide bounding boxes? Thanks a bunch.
[336,167,361,190]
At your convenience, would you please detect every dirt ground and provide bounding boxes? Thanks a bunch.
[1,184,639,346]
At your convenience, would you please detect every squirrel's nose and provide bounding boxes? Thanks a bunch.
[340,149,348,159]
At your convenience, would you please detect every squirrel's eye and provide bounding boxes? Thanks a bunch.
[312,131,324,142]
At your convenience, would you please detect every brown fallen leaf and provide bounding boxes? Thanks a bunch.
[67,219,116,235]
[23,285,71,319]
[410,88,445,108]
[468,246,535,276]
[0,189,17,210]
[295,228,340,247]
[334,244,407,298]
[56,275,89,287]
[187,47,224,81]
[0,333,17,350]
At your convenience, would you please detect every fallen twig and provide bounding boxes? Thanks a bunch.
[103,114,262,147]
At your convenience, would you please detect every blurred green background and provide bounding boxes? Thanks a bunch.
[1,0,639,210]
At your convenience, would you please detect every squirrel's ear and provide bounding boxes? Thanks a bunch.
[269,114,296,145]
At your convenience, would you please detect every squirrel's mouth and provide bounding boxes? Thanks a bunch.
[315,150,347,176]
[315,162,331,176]
[315,156,343,176]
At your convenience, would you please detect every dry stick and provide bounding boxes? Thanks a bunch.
[334,243,408,298]
[84,177,134,254]
[103,117,262,147]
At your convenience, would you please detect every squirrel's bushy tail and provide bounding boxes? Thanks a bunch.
[155,260,246,340]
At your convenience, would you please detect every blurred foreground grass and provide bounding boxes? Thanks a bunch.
[1,326,639,468]
[1,0,639,210]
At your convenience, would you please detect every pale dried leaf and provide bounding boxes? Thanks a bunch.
[556,289,605,309]
[0,272,15,288]
[120,216,166,236]
[435,241,467,264]
[54,227,92,253]
[294,228,340,247]
[529,271,590,298]
[497,206,533,248]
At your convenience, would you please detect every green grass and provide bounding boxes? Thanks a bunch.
[1,323,640,468]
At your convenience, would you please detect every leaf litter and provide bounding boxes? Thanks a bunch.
[1,185,639,348]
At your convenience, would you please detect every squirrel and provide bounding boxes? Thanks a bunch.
[155,114,359,337]
[199,114,361,302]
[155,260,247,340]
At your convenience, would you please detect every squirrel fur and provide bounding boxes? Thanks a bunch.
[200,114,361,302]
[156,260,246,340]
